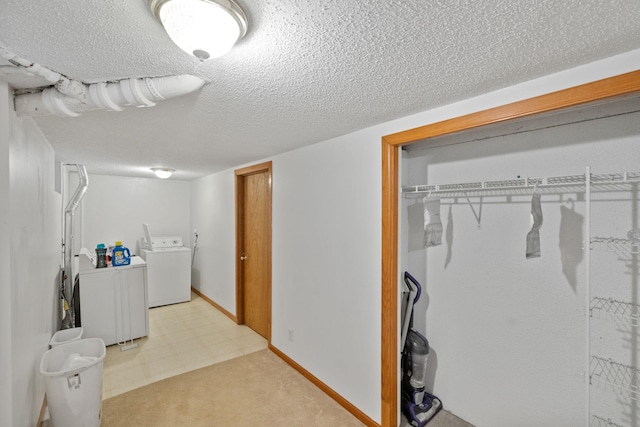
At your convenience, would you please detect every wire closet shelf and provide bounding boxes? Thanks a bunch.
[590,356,640,401]
[401,171,640,196]
[590,297,640,329]
[590,237,639,256]
[591,414,624,427]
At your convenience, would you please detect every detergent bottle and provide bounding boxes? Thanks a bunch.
[112,241,131,266]
[95,243,107,268]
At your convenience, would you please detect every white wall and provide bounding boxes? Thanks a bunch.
[5,83,61,427]
[190,172,236,309]
[0,82,13,427]
[77,175,190,255]
[189,48,640,425]
[271,135,382,418]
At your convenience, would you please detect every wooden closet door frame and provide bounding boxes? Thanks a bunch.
[380,70,640,426]
[235,161,273,342]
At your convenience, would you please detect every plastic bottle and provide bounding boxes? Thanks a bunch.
[106,244,113,266]
[111,241,131,266]
[95,243,107,268]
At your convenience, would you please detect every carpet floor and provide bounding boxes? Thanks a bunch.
[102,348,473,426]
[102,349,364,426]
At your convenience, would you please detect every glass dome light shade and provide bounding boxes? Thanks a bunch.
[150,0,247,60]
[151,168,175,179]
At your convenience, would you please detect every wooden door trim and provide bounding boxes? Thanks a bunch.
[235,161,273,342]
[380,69,640,426]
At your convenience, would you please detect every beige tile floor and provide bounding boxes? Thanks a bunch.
[102,291,268,399]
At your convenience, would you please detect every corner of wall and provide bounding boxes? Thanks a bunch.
[0,79,14,427]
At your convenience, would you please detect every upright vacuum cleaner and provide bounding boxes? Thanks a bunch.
[401,271,442,426]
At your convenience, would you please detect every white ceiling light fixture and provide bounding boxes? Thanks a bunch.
[149,0,248,60]
[151,167,175,179]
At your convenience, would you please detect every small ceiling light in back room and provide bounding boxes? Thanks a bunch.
[151,168,175,179]
[149,0,248,60]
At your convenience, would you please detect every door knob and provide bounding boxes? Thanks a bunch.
[240,254,247,261]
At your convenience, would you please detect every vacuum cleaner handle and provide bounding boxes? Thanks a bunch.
[404,271,422,304]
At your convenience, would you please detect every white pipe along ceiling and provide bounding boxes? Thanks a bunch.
[0,44,206,117]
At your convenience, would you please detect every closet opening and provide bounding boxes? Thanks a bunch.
[381,71,640,427]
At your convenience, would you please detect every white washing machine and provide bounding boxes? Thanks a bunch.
[140,236,191,308]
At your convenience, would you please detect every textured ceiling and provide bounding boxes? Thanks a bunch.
[1,0,639,180]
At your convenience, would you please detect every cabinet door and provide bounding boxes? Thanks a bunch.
[80,270,117,346]
[117,266,149,342]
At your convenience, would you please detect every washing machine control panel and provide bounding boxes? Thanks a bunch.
[150,236,184,249]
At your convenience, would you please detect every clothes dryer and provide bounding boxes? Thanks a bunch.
[140,236,191,308]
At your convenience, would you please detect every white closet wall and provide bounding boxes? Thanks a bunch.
[402,108,640,426]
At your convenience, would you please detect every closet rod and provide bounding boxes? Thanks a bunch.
[402,171,640,195]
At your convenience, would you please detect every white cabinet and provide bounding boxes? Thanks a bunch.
[79,256,149,346]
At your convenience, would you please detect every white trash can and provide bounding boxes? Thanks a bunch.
[49,327,84,348]
[40,338,106,427]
